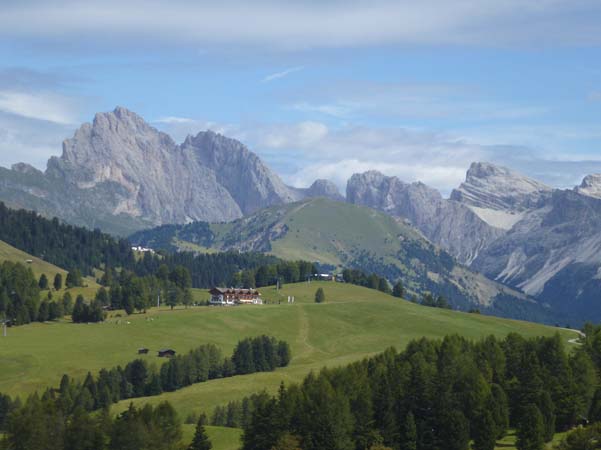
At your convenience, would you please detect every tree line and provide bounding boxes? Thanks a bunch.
[240,332,598,450]
[342,268,405,299]
[0,335,290,439]
[2,398,185,450]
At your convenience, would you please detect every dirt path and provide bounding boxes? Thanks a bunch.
[561,327,585,345]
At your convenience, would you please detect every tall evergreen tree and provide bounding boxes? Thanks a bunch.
[189,417,212,450]
[516,404,545,450]
[53,273,62,291]
[38,274,48,290]
[392,280,404,298]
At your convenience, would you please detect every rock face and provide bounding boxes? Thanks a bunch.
[450,162,552,230]
[347,165,601,324]
[472,189,601,321]
[346,170,503,264]
[575,174,601,199]
[298,179,344,202]
[450,162,552,211]
[0,107,338,234]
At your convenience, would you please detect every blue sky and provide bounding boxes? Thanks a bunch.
[1,0,601,194]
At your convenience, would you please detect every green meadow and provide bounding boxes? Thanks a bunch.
[1,280,575,402]
[0,277,578,449]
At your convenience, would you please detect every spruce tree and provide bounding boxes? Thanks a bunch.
[314,288,325,303]
[399,412,417,450]
[516,404,545,450]
[53,273,62,291]
[472,410,496,450]
[392,281,404,298]
[189,417,212,450]
[38,274,48,290]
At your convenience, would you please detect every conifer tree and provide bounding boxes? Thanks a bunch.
[189,417,212,450]
[38,274,48,290]
[392,280,404,298]
[516,404,545,450]
[53,273,62,291]
[314,288,325,303]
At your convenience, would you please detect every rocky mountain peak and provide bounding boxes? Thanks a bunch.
[304,179,344,201]
[575,174,601,199]
[450,161,551,212]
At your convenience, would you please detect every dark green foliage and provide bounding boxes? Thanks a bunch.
[0,202,134,277]
[38,273,48,290]
[392,280,404,298]
[189,417,212,450]
[232,336,291,375]
[0,261,41,324]
[342,268,393,296]
[65,269,83,288]
[240,332,601,450]
[54,273,63,291]
[472,410,496,450]
[314,287,325,303]
[516,404,545,450]
[71,296,105,323]
[399,412,417,450]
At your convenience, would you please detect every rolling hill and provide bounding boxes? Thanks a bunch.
[1,282,576,448]
[131,198,555,322]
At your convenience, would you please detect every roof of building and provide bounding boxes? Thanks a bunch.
[209,287,261,295]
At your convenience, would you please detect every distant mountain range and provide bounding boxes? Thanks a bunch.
[1,106,600,323]
[0,107,341,235]
[348,162,601,323]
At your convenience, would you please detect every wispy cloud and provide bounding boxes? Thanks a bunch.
[0,91,80,125]
[262,66,304,83]
[2,1,601,50]
[154,116,195,124]
[588,91,601,101]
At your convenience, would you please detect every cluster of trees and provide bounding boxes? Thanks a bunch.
[419,292,452,309]
[98,265,193,314]
[132,250,281,289]
[2,397,184,450]
[211,391,271,429]
[342,268,391,293]
[231,336,291,375]
[0,261,65,325]
[71,295,104,323]
[241,332,599,450]
[342,268,405,299]
[236,260,318,289]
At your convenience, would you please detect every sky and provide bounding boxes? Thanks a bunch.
[1,0,601,195]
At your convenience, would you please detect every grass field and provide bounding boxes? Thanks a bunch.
[0,239,101,299]
[0,280,577,449]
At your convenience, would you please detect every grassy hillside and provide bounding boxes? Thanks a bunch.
[132,198,553,321]
[0,239,100,298]
[0,281,575,408]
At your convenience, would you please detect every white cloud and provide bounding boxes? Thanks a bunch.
[154,116,196,124]
[0,91,80,124]
[262,66,304,82]
[1,1,600,49]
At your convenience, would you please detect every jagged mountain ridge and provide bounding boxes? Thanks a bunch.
[346,170,504,265]
[0,107,341,235]
[347,163,601,324]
